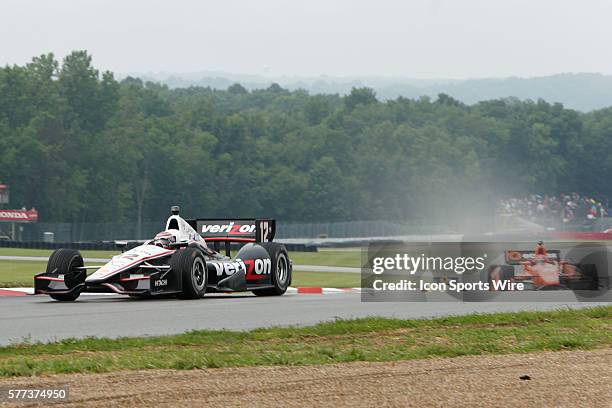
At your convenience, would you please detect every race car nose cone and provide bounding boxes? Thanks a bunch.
[171,206,180,215]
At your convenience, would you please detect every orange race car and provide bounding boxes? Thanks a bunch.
[487,241,599,290]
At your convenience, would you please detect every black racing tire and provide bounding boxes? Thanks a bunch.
[252,242,291,296]
[171,247,207,299]
[46,249,84,302]
[567,264,599,290]
[50,293,81,302]
[486,264,514,291]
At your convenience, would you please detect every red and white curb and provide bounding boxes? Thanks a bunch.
[0,288,30,297]
[0,288,117,297]
[286,287,361,294]
[0,287,362,297]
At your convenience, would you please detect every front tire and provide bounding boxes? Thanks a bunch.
[252,243,291,296]
[171,248,207,299]
[50,292,81,302]
[46,249,85,302]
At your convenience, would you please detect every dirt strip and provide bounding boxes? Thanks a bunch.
[1,349,610,407]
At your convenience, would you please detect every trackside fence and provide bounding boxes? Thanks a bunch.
[11,220,469,242]
[0,240,316,252]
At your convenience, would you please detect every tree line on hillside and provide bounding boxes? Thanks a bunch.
[145,72,612,112]
[0,51,611,231]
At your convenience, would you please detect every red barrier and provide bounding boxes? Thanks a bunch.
[550,232,612,241]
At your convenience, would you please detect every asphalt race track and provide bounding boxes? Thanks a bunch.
[0,292,609,345]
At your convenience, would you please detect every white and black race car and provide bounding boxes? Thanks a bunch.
[34,207,292,301]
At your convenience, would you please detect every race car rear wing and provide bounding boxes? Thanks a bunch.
[186,218,276,243]
[505,250,561,264]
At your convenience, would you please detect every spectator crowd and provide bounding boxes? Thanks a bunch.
[498,193,609,227]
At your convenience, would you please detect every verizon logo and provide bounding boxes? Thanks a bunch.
[210,260,247,276]
[201,222,255,235]
[253,258,271,275]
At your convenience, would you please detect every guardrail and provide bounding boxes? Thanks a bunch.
[12,219,490,242]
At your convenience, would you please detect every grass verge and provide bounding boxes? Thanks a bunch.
[0,306,609,377]
[0,249,362,288]
[291,271,359,288]
[289,249,361,267]
[0,248,119,259]
[0,261,100,288]
[0,260,37,287]
[0,247,362,267]
[0,266,359,289]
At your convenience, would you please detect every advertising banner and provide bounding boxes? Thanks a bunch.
[0,209,38,223]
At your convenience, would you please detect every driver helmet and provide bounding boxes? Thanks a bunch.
[152,231,177,248]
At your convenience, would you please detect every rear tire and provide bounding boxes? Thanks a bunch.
[252,243,291,296]
[567,264,599,290]
[46,249,84,302]
[171,247,207,299]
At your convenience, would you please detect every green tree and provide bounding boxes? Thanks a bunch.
[345,87,377,111]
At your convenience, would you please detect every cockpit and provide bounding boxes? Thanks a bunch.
[147,231,178,249]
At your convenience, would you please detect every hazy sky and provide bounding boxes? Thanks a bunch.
[2,0,610,78]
